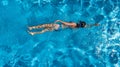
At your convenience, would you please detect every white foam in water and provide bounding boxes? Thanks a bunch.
[73,47,85,55]
[108,32,120,40]
[109,7,119,18]
[60,4,67,12]
[114,64,119,67]
[43,0,51,2]
[99,11,120,65]
[33,42,39,48]
[1,0,8,6]
[111,18,117,21]
[31,57,38,66]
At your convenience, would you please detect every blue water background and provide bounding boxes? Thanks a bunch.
[0,0,120,67]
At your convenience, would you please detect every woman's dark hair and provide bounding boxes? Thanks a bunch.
[76,21,86,28]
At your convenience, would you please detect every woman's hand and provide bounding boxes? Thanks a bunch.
[94,23,100,26]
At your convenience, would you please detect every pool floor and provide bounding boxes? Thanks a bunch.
[0,0,120,67]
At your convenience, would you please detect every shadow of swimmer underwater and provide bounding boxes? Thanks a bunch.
[27,20,100,35]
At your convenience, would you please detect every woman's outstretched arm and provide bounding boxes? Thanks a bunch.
[85,23,100,28]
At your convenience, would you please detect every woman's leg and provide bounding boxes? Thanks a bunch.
[28,29,49,35]
[28,24,54,30]
[28,28,54,35]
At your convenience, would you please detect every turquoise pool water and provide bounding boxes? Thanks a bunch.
[0,0,120,67]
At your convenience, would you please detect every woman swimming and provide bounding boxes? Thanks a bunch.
[28,20,99,35]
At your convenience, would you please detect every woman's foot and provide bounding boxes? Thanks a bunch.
[28,31,35,35]
[28,27,36,30]
[28,27,32,30]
